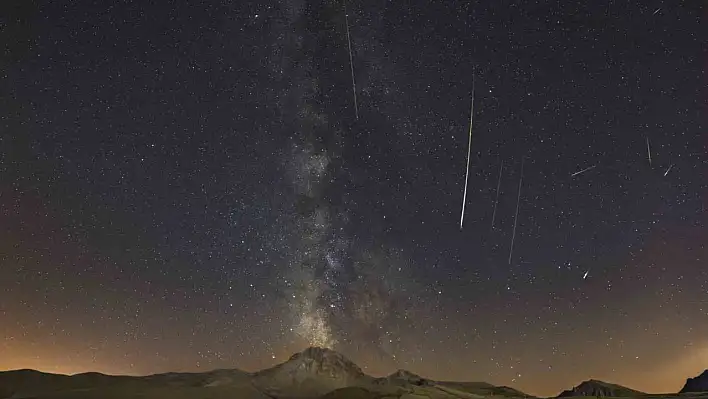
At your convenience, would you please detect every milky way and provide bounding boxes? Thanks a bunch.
[271,5,434,357]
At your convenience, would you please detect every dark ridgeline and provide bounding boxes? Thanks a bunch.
[681,370,708,393]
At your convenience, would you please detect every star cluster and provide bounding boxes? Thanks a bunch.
[1,0,706,396]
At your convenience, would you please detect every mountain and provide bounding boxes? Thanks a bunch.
[557,379,645,397]
[251,346,373,397]
[0,347,536,399]
[681,370,708,393]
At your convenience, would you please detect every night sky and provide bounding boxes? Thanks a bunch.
[1,0,706,396]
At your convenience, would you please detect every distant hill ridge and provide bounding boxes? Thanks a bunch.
[1,348,706,399]
[557,379,645,397]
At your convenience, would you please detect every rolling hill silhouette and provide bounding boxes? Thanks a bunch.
[1,348,707,399]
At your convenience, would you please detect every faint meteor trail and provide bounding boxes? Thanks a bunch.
[491,159,503,229]
[508,158,524,265]
[459,75,475,230]
[646,137,652,165]
[664,164,674,176]
[571,164,597,177]
[343,0,359,120]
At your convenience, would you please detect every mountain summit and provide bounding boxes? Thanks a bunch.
[557,379,645,397]
[252,347,371,397]
[289,347,366,374]
[680,370,708,393]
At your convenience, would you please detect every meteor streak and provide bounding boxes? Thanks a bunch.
[491,159,503,229]
[646,137,652,165]
[459,75,475,230]
[508,158,524,265]
[571,164,597,177]
[343,0,358,120]
[664,164,674,176]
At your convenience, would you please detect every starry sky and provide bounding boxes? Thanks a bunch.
[1,0,706,396]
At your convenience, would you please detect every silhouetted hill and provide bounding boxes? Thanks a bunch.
[681,370,708,393]
[0,368,266,399]
[0,369,134,398]
[557,379,645,397]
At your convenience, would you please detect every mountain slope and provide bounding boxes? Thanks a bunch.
[323,383,494,399]
[438,381,530,397]
[373,369,433,386]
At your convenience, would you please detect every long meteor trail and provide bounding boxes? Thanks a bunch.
[571,164,597,177]
[646,137,652,165]
[491,159,503,229]
[508,158,525,265]
[343,0,358,120]
[459,77,475,229]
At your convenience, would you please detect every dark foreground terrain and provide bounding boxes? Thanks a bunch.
[1,347,707,399]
